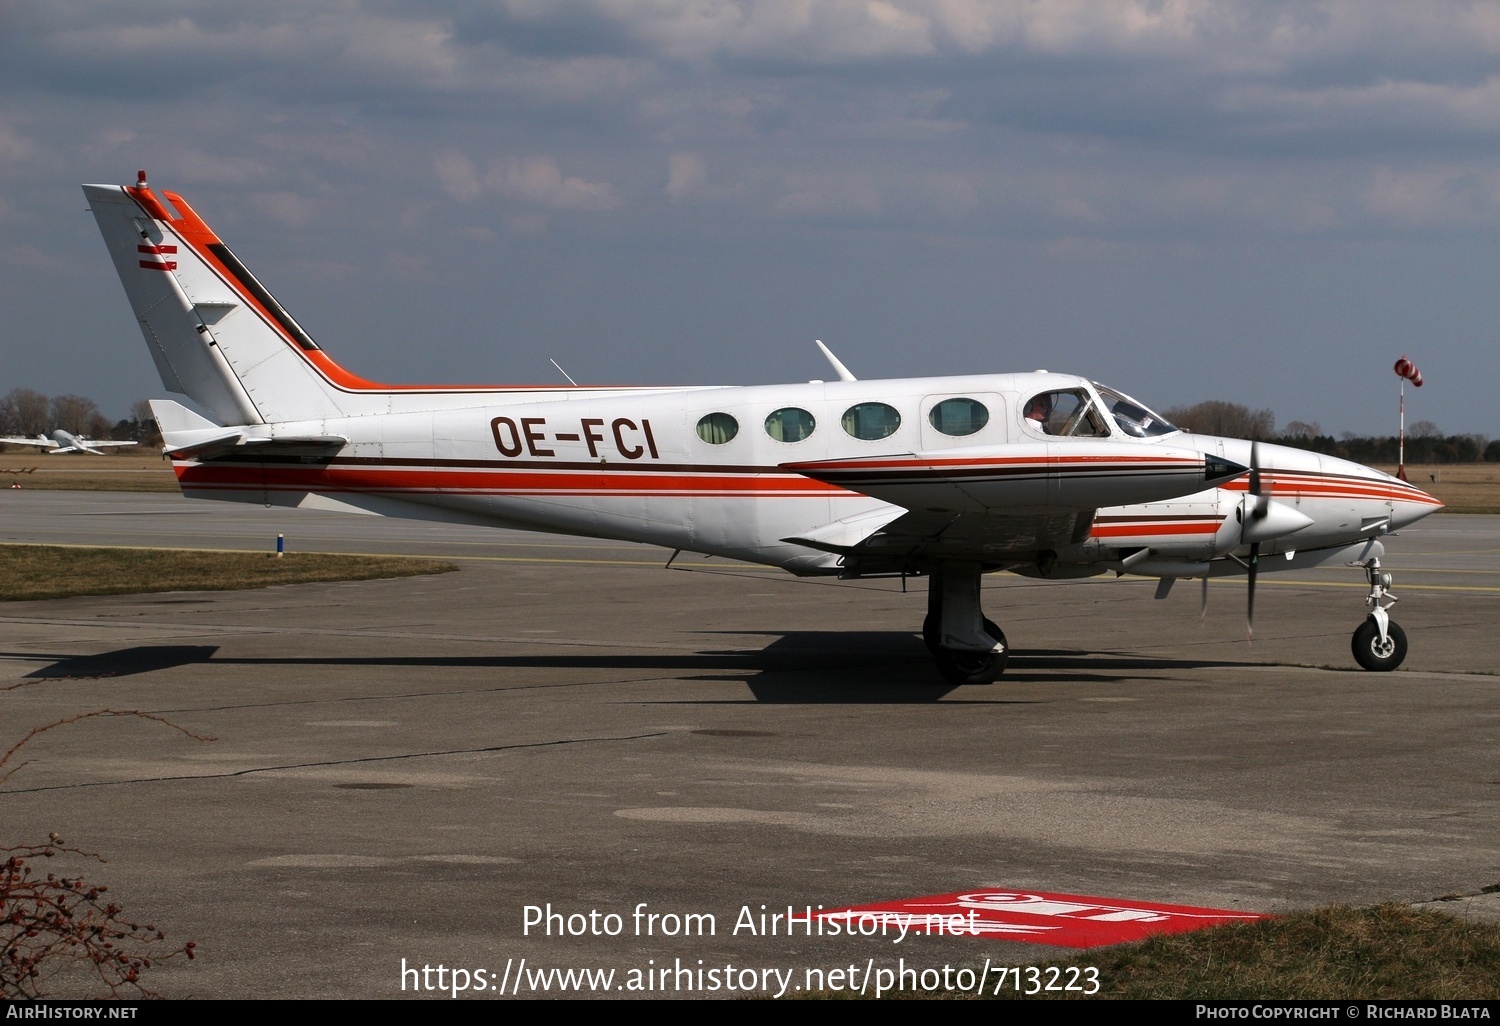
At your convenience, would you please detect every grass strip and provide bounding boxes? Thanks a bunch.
[0,545,457,601]
[1,454,179,492]
[980,904,1500,1000]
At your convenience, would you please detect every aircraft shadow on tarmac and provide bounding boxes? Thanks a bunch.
[14,634,1262,703]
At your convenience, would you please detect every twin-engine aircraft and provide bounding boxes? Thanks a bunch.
[1,430,138,456]
[83,174,1443,683]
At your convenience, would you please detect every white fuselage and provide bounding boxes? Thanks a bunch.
[168,372,1441,579]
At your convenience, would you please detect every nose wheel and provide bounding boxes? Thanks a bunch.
[1351,557,1407,671]
[1351,618,1407,671]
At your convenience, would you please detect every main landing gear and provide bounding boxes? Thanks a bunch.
[1351,557,1407,671]
[923,564,1008,685]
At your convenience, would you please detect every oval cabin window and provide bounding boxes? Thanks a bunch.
[764,408,816,442]
[841,402,901,440]
[928,397,989,436]
[696,412,739,444]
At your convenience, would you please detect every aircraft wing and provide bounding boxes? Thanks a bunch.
[0,437,58,449]
[781,442,1243,574]
[784,442,1241,515]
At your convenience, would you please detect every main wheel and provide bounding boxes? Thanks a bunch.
[923,614,1003,655]
[1351,618,1407,672]
[932,623,1009,684]
[935,645,1009,685]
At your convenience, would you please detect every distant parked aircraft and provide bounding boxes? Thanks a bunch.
[0,429,138,456]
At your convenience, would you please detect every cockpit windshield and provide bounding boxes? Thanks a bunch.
[1021,388,1111,437]
[1093,384,1179,438]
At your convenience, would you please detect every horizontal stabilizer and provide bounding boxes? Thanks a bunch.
[170,433,350,460]
[151,399,346,459]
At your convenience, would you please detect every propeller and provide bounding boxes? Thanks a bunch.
[1245,440,1269,639]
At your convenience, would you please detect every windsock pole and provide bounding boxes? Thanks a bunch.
[1393,356,1423,482]
[1398,379,1406,481]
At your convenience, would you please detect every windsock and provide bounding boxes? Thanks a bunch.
[1394,356,1423,387]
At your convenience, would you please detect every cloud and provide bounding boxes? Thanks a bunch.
[250,189,320,227]
[13,1,1500,173]
[0,121,35,164]
[435,149,483,202]
[664,151,745,203]
[386,250,432,276]
[488,155,618,210]
[1363,166,1500,227]
[771,173,883,219]
[666,151,708,200]
[170,150,273,187]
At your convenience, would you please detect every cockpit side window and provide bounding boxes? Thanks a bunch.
[1021,389,1110,437]
[1094,384,1179,438]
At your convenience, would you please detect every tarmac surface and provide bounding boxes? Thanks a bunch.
[2,490,1499,998]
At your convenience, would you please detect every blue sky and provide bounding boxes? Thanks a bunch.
[3,1,1497,436]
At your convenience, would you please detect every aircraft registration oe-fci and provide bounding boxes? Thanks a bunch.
[84,173,1444,684]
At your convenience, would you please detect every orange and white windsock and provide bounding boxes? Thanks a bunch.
[1394,356,1423,387]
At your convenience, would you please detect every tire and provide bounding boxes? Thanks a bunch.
[932,623,1009,685]
[1351,618,1407,672]
[923,615,1004,656]
[935,646,1008,685]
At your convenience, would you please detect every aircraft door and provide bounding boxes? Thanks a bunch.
[919,392,1008,451]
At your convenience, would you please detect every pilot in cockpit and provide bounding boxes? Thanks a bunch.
[1023,393,1054,433]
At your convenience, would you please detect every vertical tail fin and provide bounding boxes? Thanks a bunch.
[84,176,372,426]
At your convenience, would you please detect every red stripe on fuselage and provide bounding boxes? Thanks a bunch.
[174,461,851,497]
[1220,473,1442,505]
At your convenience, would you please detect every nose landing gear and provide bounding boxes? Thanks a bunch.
[1351,557,1406,671]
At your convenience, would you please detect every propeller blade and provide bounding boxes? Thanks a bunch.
[1246,440,1264,640]
[1247,541,1259,640]
[1248,439,1269,523]
[1200,575,1209,621]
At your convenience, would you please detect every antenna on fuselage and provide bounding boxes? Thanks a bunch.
[814,340,857,382]
[549,359,579,386]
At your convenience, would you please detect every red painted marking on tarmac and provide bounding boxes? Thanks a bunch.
[816,889,1266,948]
